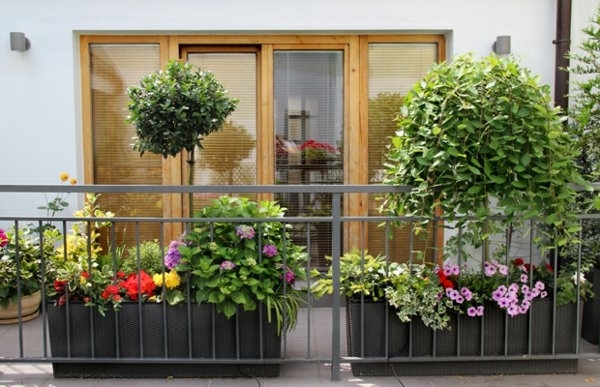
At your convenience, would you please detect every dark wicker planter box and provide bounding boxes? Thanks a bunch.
[347,298,580,377]
[47,302,281,378]
[345,298,408,376]
[582,268,600,344]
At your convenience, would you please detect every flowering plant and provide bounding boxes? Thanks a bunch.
[173,195,308,333]
[437,259,549,319]
[0,227,56,307]
[384,262,456,330]
[299,139,338,161]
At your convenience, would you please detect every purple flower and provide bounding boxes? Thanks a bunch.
[220,260,236,270]
[236,225,256,240]
[476,305,484,316]
[460,287,473,301]
[507,304,520,316]
[492,285,507,301]
[520,274,528,283]
[467,306,478,317]
[262,244,277,257]
[484,262,497,277]
[284,270,295,285]
[535,281,545,291]
[498,264,508,276]
[164,240,183,269]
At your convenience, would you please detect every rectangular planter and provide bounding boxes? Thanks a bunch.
[582,268,600,344]
[347,298,580,377]
[345,298,407,376]
[47,302,281,378]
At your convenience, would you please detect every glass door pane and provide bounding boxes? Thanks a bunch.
[187,52,258,207]
[367,43,438,263]
[273,51,344,268]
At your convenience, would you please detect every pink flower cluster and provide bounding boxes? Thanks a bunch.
[490,261,547,317]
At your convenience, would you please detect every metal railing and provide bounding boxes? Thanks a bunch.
[0,184,599,381]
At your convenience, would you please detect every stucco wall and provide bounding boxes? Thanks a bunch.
[1,0,599,216]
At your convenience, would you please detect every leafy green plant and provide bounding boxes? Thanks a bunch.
[384,262,455,330]
[175,196,308,333]
[564,5,600,270]
[311,249,399,301]
[127,60,238,216]
[0,227,55,307]
[381,53,585,261]
[122,240,164,275]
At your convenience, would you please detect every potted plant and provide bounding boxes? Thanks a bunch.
[0,227,53,323]
[127,59,238,217]
[174,195,308,333]
[311,249,407,374]
[380,53,585,266]
[299,139,339,164]
[565,4,600,344]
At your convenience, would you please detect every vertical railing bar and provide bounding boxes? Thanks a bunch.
[330,193,341,381]
[305,218,312,359]
[382,220,389,359]
[109,220,119,358]
[456,226,463,357]
[359,238,365,359]
[258,222,264,360]
[14,220,24,357]
[527,219,535,355]
[86,220,96,358]
[38,220,49,358]
[576,216,584,355]
[134,221,145,358]
[408,221,416,358]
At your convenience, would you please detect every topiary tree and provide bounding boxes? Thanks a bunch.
[381,53,585,263]
[127,60,238,217]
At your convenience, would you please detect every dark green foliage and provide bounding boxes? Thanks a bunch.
[127,60,239,158]
[381,53,584,257]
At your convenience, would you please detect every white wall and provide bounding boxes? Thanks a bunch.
[0,0,599,217]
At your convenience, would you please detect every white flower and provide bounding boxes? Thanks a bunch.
[572,272,587,284]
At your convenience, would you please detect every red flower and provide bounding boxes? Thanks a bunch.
[54,280,67,294]
[116,271,126,279]
[513,258,524,266]
[80,271,90,279]
[120,271,156,301]
[101,284,120,300]
[437,270,455,289]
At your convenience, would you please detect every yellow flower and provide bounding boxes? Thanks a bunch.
[153,271,181,290]
[69,177,77,185]
[59,172,69,182]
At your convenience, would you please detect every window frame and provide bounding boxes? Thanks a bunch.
[80,33,446,247]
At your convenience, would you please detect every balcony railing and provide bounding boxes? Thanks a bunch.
[0,184,599,381]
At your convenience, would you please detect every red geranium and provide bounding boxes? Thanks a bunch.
[120,270,156,301]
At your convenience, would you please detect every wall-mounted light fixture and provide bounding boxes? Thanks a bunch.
[10,32,31,52]
[492,35,511,55]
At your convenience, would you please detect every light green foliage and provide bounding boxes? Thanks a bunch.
[384,263,455,330]
[122,240,163,275]
[311,249,399,301]
[381,53,584,259]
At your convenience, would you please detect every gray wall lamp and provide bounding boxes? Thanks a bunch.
[10,32,31,52]
[492,35,511,55]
